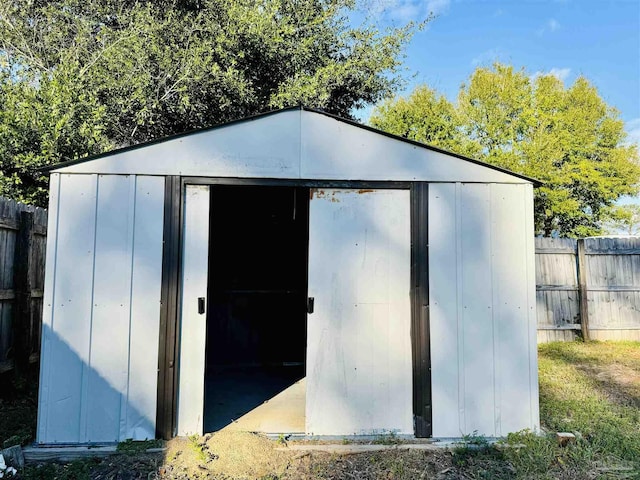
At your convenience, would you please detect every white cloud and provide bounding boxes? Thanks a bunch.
[371,0,451,23]
[531,67,571,82]
[493,8,504,17]
[547,67,571,81]
[537,18,561,35]
[626,118,640,147]
[471,48,504,66]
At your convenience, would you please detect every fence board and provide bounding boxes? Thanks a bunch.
[0,197,47,372]
[0,302,11,366]
[536,236,640,343]
[535,238,579,335]
[3,197,640,365]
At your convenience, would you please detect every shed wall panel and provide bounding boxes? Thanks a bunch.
[306,189,412,436]
[491,184,536,434]
[56,111,302,178]
[460,184,495,435]
[37,174,165,444]
[37,173,61,442]
[300,112,527,183]
[125,176,165,439]
[45,174,98,442]
[55,111,530,185]
[524,185,540,430]
[428,184,462,437]
[429,183,538,438]
[86,175,134,442]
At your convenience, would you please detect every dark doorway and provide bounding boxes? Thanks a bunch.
[204,185,309,432]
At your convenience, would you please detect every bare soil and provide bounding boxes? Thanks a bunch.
[155,431,459,480]
[14,341,640,479]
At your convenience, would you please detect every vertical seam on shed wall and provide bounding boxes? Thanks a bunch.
[123,175,138,440]
[525,186,533,426]
[489,184,500,436]
[455,182,465,434]
[39,173,62,442]
[80,174,100,442]
[298,109,303,178]
[423,184,432,437]
[524,185,537,429]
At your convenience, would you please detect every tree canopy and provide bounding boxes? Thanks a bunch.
[602,204,640,236]
[0,0,417,205]
[371,63,640,237]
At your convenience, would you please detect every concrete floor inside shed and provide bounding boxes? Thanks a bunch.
[203,185,309,435]
[204,365,306,434]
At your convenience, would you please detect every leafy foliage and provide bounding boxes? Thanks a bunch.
[0,0,419,205]
[371,64,640,237]
[0,64,110,205]
[602,204,640,235]
[370,85,476,156]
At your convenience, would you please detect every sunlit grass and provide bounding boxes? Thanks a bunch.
[11,341,640,479]
[538,341,640,463]
[452,341,640,479]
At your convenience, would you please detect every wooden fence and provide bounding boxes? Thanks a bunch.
[0,197,47,374]
[1,203,639,370]
[536,237,640,343]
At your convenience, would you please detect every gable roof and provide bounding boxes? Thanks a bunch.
[45,106,540,185]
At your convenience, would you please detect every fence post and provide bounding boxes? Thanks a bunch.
[576,238,590,341]
[13,210,33,377]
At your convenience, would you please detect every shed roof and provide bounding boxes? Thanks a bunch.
[47,106,539,185]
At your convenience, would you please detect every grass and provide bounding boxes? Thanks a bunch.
[371,431,403,445]
[4,341,640,479]
[116,438,164,454]
[538,342,640,462]
[453,341,640,479]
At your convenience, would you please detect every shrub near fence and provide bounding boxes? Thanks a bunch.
[0,197,47,374]
[536,236,640,343]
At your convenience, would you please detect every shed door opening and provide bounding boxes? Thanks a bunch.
[204,185,309,433]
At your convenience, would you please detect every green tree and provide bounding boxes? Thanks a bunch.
[0,0,419,205]
[370,85,477,156]
[602,204,640,236]
[370,63,640,237]
[0,61,111,205]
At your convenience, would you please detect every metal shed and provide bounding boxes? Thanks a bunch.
[36,106,540,444]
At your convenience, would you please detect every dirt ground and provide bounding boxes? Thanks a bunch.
[12,341,640,479]
[154,432,459,480]
[18,432,481,480]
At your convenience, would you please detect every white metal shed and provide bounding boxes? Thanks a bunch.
[36,106,540,444]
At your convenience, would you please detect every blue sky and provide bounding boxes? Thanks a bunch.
[357,0,640,145]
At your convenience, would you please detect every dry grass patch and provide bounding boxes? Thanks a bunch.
[155,433,467,479]
[205,430,291,478]
[161,431,294,479]
[13,340,640,479]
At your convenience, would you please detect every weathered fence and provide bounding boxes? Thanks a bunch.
[0,198,47,374]
[1,205,638,368]
[536,237,640,343]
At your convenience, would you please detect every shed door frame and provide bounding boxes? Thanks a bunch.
[156,177,431,438]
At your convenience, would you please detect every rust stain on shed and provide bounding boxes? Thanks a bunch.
[311,188,376,201]
[311,189,341,202]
